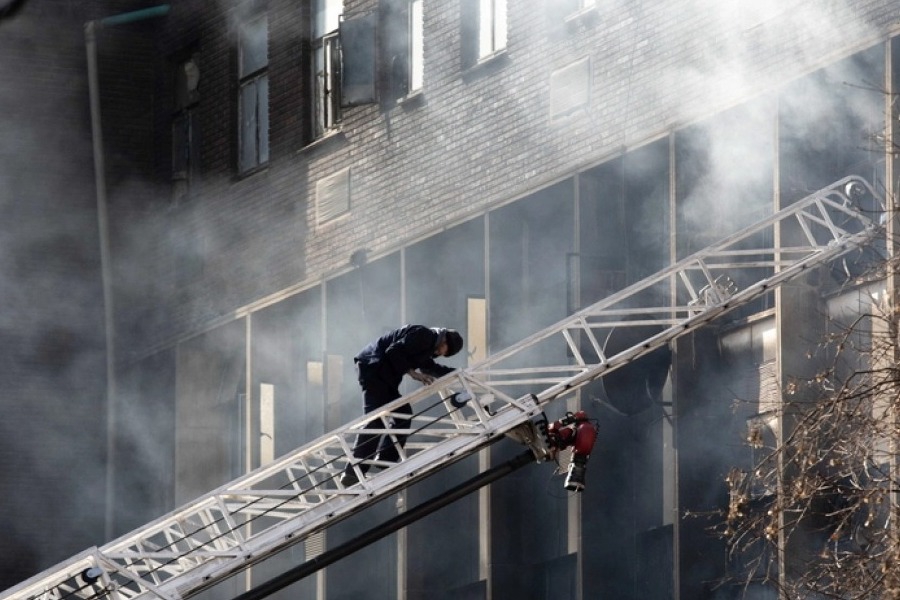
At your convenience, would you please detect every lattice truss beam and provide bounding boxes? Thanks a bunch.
[2,176,884,600]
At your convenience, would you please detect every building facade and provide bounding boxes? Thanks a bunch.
[4,0,900,598]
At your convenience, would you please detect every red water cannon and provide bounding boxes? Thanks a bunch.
[544,410,598,492]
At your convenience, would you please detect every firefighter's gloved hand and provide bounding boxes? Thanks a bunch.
[407,370,435,385]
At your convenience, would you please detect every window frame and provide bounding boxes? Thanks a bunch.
[312,0,343,138]
[313,29,342,137]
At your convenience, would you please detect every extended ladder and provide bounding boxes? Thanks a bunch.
[2,176,885,600]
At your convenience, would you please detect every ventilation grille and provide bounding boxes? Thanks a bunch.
[305,531,325,560]
[550,57,591,118]
[316,167,351,224]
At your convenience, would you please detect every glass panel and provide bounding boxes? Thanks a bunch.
[494,0,507,51]
[478,0,506,58]
[239,15,268,76]
[410,0,424,91]
[314,0,342,37]
[478,0,492,58]
[240,81,258,171]
[258,76,269,164]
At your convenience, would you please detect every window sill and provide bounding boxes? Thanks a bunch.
[395,90,426,109]
[298,128,347,154]
[564,6,598,26]
[477,48,507,65]
[236,163,269,180]
[462,50,509,82]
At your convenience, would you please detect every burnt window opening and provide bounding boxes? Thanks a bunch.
[377,0,423,104]
[172,50,201,203]
[334,3,428,115]
[238,13,269,174]
[340,12,377,107]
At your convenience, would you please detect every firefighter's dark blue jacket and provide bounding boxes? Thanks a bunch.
[354,325,455,388]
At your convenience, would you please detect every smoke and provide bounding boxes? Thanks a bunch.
[0,1,112,585]
[0,0,889,591]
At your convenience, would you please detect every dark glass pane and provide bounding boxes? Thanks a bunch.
[240,15,267,76]
[240,81,258,171]
[258,76,269,164]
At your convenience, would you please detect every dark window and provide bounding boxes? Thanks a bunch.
[340,12,377,106]
[238,14,268,173]
[172,51,201,202]
[379,0,423,102]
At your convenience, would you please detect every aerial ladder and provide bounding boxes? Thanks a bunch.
[0,176,886,600]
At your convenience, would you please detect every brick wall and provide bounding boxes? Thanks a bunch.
[108,0,899,354]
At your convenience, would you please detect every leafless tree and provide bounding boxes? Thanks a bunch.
[718,252,900,597]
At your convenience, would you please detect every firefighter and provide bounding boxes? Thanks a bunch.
[340,325,464,486]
